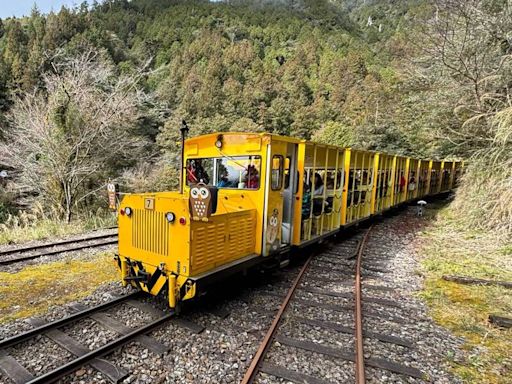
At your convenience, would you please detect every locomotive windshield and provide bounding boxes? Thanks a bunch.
[186,155,261,190]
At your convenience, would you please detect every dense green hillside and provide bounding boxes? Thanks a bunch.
[0,0,434,153]
[0,0,510,236]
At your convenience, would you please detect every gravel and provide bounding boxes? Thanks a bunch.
[253,206,465,384]
[0,282,133,340]
[0,204,467,384]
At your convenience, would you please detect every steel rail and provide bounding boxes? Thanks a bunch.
[0,232,118,257]
[0,235,118,266]
[26,312,174,384]
[0,292,140,350]
[355,226,373,384]
[241,255,314,384]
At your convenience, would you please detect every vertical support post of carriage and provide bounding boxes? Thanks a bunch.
[389,155,397,207]
[415,159,421,200]
[365,153,373,217]
[331,149,340,230]
[370,153,380,215]
[322,148,329,234]
[426,160,433,195]
[438,161,445,194]
[403,157,410,203]
[341,149,351,226]
[293,142,306,245]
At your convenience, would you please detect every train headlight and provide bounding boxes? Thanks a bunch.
[165,212,175,223]
[125,207,132,216]
[215,134,223,149]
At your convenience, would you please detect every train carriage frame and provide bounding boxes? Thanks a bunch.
[115,132,463,309]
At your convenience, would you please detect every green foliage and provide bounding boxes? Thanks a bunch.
[0,0,421,154]
[0,0,509,236]
[312,120,355,147]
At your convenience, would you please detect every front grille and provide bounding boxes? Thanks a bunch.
[132,209,170,256]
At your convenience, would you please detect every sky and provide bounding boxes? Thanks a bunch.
[0,0,97,19]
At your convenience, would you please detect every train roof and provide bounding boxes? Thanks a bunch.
[185,132,463,162]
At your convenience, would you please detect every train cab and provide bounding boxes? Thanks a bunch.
[117,133,304,308]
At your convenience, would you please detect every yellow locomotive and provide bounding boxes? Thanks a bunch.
[115,132,462,309]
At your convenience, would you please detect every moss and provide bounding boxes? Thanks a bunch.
[0,252,119,324]
[419,207,512,384]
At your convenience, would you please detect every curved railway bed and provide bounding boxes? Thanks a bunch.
[242,210,461,384]
[0,208,462,383]
[0,231,118,267]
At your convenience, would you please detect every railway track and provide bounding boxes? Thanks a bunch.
[0,215,450,383]
[0,291,205,384]
[242,226,427,384]
[0,231,118,266]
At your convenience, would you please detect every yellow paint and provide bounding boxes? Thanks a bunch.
[117,132,463,308]
[168,274,176,308]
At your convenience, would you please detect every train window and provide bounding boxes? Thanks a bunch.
[187,156,261,190]
[284,157,299,193]
[324,170,342,190]
[271,155,284,190]
[186,158,213,185]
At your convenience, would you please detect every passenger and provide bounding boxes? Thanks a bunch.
[195,159,210,184]
[217,172,230,187]
[245,165,259,189]
[301,181,312,220]
[408,173,416,191]
[399,172,406,192]
[314,173,324,196]
[186,161,197,184]
[188,159,210,184]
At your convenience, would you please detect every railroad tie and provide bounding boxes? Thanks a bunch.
[125,300,205,334]
[27,318,128,383]
[0,349,34,384]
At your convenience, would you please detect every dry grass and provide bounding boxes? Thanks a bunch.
[419,207,512,383]
[0,252,119,324]
[0,210,117,245]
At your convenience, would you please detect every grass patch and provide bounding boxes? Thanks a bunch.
[0,252,119,324]
[0,214,117,245]
[419,207,512,383]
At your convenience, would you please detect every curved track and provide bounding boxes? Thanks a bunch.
[241,226,425,384]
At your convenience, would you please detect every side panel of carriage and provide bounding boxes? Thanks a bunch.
[392,155,408,206]
[343,149,375,226]
[298,143,344,243]
[429,160,442,195]
[373,153,395,213]
[417,160,431,197]
[406,158,421,201]
[453,161,464,188]
[440,161,454,193]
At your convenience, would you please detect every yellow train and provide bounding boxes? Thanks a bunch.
[115,132,463,309]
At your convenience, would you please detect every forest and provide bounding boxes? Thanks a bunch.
[0,0,510,236]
